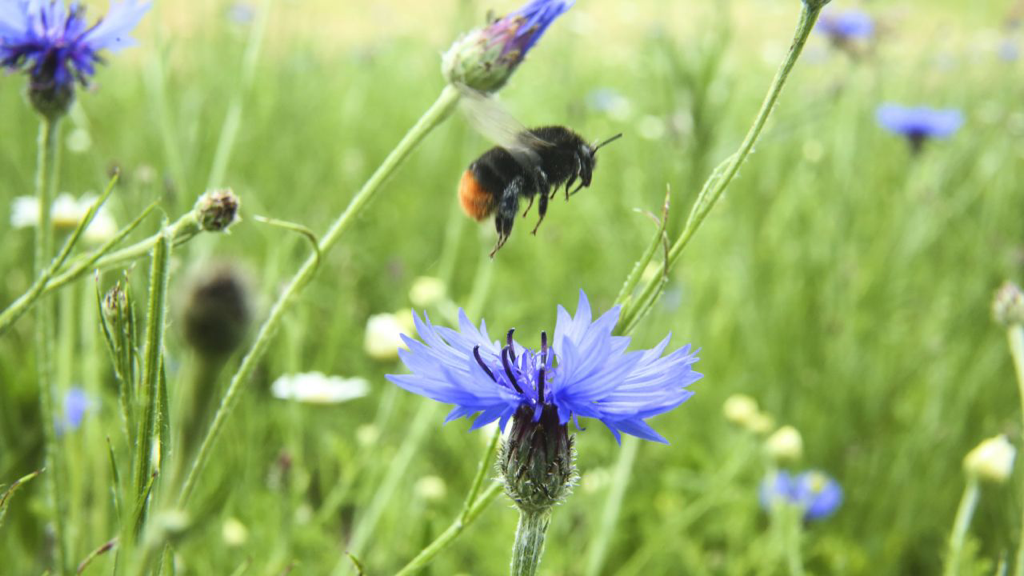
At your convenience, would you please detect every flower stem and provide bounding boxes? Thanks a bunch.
[176,84,461,508]
[783,504,806,576]
[510,510,551,576]
[34,116,69,576]
[1005,324,1024,576]
[944,477,980,576]
[131,227,172,542]
[0,209,199,336]
[616,1,825,333]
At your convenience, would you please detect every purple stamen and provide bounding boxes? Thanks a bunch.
[473,346,497,382]
[501,346,524,394]
[538,331,548,403]
[507,328,516,362]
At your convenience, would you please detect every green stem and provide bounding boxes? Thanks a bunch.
[176,84,461,508]
[0,210,200,336]
[584,436,639,576]
[944,477,980,576]
[590,7,824,572]
[393,431,503,576]
[617,2,824,333]
[783,504,806,576]
[131,229,172,543]
[34,117,69,575]
[1006,324,1024,576]
[510,510,551,576]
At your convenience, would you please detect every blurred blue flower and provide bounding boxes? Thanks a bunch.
[816,9,875,41]
[226,2,255,25]
[760,470,842,521]
[999,39,1019,62]
[388,290,701,443]
[57,387,93,434]
[0,0,149,91]
[876,104,963,150]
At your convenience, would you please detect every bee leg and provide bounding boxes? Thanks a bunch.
[522,195,535,217]
[530,189,549,235]
[563,174,577,201]
[491,177,523,257]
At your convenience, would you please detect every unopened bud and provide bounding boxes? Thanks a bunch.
[499,405,576,514]
[181,264,252,359]
[765,425,804,463]
[442,0,573,93]
[194,189,241,232]
[364,312,411,361]
[723,394,759,426]
[993,281,1024,327]
[964,434,1016,484]
[409,276,447,308]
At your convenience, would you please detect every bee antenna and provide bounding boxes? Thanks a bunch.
[592,133,624,154]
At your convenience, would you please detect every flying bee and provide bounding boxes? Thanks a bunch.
[455,86,623,257]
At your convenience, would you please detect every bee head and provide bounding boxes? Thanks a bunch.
[577,133,623,187]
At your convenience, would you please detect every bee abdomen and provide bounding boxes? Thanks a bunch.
[459,169,495,221]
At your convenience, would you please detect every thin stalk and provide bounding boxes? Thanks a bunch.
[393,429,502,576]
[944,477,980,576]
[34,116,69,575]
[0,210,199,335]
[177,84,461,508]
[590,7,825,573]
[130,229,172,543]
[1006,324,1024,576]
[783,504,805,576]
[617,2,825,333]
[510,510,551,576]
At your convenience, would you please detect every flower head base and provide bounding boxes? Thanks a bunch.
[0,0,150,118]
[760,470,842,521]
[876,104,963,153]
[387,290,701,444]
[180,263,252,359]
[441,0,573,93]
[499,404,575,513]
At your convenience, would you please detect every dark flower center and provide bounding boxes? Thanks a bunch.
[473,328,550,402]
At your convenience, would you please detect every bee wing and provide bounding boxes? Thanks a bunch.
[456,84,549,168]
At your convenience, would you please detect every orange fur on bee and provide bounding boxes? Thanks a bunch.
[458,170,495,221]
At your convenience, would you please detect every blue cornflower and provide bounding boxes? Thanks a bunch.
[442,0,574,92]
[388,290,701,444]
[0,0,149,116]
[760,470,843,521]
[56,386,93,435]
[876,104,963,152]
[816,9,874,42]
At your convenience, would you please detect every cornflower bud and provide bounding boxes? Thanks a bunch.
[964,435,1016,484]
[993,281,1024,327]
[194,189,241,233]
[765,425,804,464]
[441,0,573,93]
[181,264,252,360]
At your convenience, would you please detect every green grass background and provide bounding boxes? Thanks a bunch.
[1,0,1024,573]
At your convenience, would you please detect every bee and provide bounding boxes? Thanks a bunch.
[455,87,623,257]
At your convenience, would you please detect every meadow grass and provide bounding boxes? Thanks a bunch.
[1,0,1023,574]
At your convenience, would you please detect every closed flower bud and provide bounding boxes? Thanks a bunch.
[765,425,804,463]
[409,276,447,308]
[181,264,252,360]
[723,394,760,427]
[499,405,576,514]
[194,189,241,232]
[441,0,573,93]
[964,435,1016,484]
[364,312,410,361]
[993,281,1024,327]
